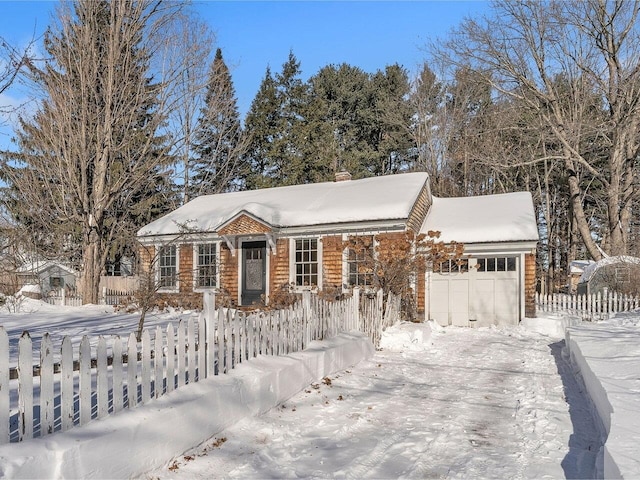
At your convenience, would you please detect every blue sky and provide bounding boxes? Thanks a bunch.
[0,0,490,145]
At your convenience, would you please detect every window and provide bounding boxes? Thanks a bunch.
[347,241,374,287]
[196,244,217,288]
[476,257,517,272]
[295,238,318,287]
[435,258,469,273]
[50,277,64,289]
[159,245,177,288]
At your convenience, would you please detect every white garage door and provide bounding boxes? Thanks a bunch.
[430,257,520,327]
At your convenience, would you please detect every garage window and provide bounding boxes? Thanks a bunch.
[435,258,469,273]
[477,257,517,272]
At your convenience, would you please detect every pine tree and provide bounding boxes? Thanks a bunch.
[244,52,308,188]
[0,0,178,303]
[189,48,247,197]
[244,66,279,190]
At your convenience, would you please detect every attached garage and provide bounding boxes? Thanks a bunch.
[421,193,539,326]
[429,255,522,327]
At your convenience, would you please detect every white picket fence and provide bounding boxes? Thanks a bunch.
[0,288,399,444]
[44,288,135,307]
[536,291,640,321]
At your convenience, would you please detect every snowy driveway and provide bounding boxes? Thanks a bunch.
[143,324,599,479]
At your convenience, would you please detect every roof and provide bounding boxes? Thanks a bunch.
[579,256,640,284]
[138,172,430,237]
[16,260,78,276]
[570,260,595,275]
[420,192,539,244]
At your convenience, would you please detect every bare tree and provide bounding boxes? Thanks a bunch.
[155,13,214,204]
[1,0,189,304]
[434,0,640,259]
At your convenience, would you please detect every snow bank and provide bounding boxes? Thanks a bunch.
[0,333,374,479]
[565,321,640,479]
[378,321,434,352]
[521,313,582,338]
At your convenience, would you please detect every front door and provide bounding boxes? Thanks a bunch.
[241,241,266,306]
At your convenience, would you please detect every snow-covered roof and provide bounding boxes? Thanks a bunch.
[138,173,430,237]
[420,192,539,244]
[579,255,640,284]
[16,260,78,276]
[570,260,595,275]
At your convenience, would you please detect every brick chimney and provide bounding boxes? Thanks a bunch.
[335,170,352,182]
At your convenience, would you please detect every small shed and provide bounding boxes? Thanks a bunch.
[16,261,79,296]
[569,260,595,294]
[576,256,640,297]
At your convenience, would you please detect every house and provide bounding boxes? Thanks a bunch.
[16,260,79,297]
[576,256,640,297]
[137,172,539,325]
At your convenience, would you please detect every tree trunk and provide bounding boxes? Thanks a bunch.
[565,158,603,262]
[80,228,102,305]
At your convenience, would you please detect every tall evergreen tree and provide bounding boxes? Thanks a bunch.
[369,64,415,175]
[244,66,279,190]
[0,0,178,303]
[244,52,308,188]
[190,48,247,197]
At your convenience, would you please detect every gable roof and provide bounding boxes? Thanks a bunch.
[16,260,78,276]
[420,192,539,244]
[138,172,430,237]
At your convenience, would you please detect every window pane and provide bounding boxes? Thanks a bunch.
[477,259,485,272]
[507,257,516,271]
[487,258,496,271]
[159,245,176,287]
[497,257,506,271]
[294,238,319,287]
[197,244,217,287]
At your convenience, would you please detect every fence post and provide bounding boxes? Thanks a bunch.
[0,327,8,444]
[352,287,361,332]
[18,331,33,441]
[96,336,108,418]
[127,332,138,408]
[60,336,74,431]
[79,336,91,425]
[166,323,175,392]
[112,336,124,412]
[154,326,163,398]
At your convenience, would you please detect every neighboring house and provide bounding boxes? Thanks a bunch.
[576,256,640,297]
[569,260,595,294]
[137,172,539,325]
[16,260,79,296]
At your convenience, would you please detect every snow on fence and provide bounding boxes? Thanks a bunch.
[535,291,640,321]
[0,288,399,444]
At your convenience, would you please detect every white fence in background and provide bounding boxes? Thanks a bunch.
[0,288,399,444]
[44,288,135,307]
[535,291,640,321]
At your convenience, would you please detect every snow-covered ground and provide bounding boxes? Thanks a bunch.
[1,299,639,479]
[141,317,601,479]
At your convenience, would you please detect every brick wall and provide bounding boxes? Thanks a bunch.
[178,244,193,293]
[138,244,155,274]
[322,236,343,290]
[269,238,290,292]
[220,243,239,304]
[525,253,536,318]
